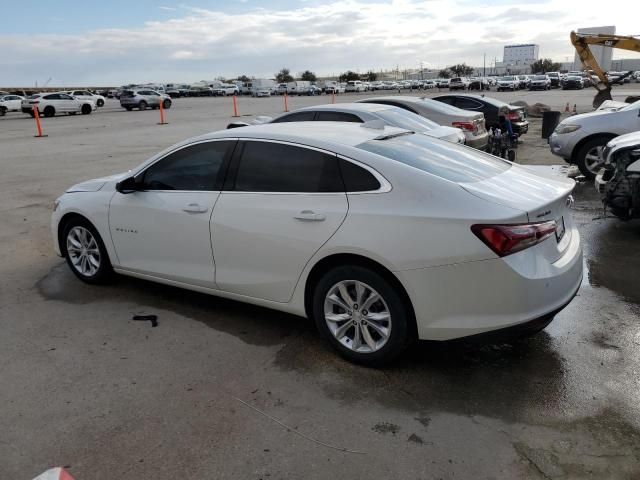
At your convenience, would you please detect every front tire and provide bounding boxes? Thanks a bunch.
[97,99,104,107]
[575,137,610,180]
[163,99,171,109]
[139,101,147,111]
[62,218,113,284]
[312,265,412,366]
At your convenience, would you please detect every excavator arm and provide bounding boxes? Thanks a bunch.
[570,31,640,108]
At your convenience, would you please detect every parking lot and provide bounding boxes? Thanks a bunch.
[2,86,640,479]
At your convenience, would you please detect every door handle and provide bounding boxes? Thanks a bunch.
[182,203,208,214]
[294,210,326,222]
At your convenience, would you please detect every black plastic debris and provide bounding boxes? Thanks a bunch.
[132,314,158,327]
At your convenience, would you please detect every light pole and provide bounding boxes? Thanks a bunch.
[483,53,486,77]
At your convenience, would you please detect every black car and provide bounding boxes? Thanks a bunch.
[432,94,529,135]
[562,76,584,90]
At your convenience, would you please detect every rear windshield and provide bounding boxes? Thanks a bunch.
[375,108,439,131]
[121,90,135,97]
[357,134,510,183]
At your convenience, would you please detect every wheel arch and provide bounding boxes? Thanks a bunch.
[570,132,618,162]
[57,212,95,257]
[303,253,417,337]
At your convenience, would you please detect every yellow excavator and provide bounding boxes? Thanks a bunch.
[570,31,640,108]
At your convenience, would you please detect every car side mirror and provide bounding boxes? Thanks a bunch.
[115,176,141,194]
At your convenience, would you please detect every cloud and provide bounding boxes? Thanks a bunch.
[0,0,636,85]
[159,6,177,11]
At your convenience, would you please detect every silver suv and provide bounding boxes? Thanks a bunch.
[120,89,171,111]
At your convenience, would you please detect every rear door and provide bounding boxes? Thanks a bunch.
[211,140,348,302]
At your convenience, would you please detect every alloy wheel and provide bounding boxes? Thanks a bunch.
[66,226,100,277]
[324,280,391,353]
[584,145,604,175]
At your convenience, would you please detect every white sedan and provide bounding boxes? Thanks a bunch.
[65,90,106,107]
[51,123,583,365]
[0,94,25,115]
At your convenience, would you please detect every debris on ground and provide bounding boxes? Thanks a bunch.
[132,314,158,327]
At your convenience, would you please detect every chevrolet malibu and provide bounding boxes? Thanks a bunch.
[52,123,583,365]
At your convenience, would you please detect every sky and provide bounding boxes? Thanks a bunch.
[0,0,638,86]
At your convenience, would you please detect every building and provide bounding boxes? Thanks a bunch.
[573,26,615,71]
[503,44,539,66]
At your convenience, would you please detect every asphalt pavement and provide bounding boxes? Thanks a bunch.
[1,87,639,479]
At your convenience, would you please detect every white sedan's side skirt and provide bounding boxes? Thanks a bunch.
[113,267,307,318]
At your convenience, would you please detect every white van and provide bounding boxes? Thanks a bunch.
[286,81,311,95]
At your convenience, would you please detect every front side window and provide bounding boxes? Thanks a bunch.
[233,141,343,192]
[141,141,233,191]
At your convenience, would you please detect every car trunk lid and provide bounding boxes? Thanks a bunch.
[460,165,575,261]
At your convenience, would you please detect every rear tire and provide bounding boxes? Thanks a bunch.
[312,265,413,366]
[81,104,92,115]
[62,218,113,284]
[125,107,133,111]
[43,106,55,117]
[163,99,171,109]
[97,99,104,107]
[575,137,611,180]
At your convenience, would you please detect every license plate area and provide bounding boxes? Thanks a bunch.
[555,216,566,242]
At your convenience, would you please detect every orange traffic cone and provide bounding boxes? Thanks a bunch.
[32,467,76,480]
[564,102,570,112]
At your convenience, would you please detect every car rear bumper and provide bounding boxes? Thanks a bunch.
[465,132,489,150]
[397,226,583,341]
[512,120,529,135]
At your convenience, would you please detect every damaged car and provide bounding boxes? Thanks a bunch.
[595,131,640,219]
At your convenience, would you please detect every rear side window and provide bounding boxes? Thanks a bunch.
[339,160,380,192]
[315,111,363,123]
[121,90,134,97]
[434,96,455,105]
[271,111,316,123]
[357,134,510,183]
[455,98,483,110]
[233,141,343,192]
[142,141,233,191]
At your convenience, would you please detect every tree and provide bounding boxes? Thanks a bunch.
[365,70,377,81]
[237,75,251,83]
[448,63,474,76]
[275,68,294,83]
[530,58,562,74]
[438,69,451,78]
[339,70,360,82]
[299,70,317,82]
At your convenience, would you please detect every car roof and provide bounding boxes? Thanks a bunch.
[296,103,390,113]
[435,94,509,108]
[204,122,409,148]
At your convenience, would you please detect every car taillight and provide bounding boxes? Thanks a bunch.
[471,221,557,257]
[452,121,478,133]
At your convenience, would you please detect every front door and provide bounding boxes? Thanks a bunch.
[109,140,235,287]
[211,140,348,302]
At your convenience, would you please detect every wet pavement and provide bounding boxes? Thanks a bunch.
[1,95,640,479]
